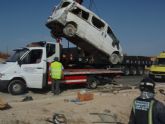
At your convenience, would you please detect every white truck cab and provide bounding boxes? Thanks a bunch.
[0,41,61,95]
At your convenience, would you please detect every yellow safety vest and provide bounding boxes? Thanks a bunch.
[50,61,63,79]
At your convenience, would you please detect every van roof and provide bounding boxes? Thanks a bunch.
[63,0,107,25]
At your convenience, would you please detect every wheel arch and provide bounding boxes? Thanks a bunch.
[8,77,26,87]
[65,21,77,28]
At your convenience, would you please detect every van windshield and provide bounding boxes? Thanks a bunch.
[154,58,165,66]
[7,48,29,62]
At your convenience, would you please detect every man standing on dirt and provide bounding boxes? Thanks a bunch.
[128,77,165,124]
[50,57,64,95]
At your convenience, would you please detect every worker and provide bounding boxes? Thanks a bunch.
[50,57,64,95]
[128,77,165,124]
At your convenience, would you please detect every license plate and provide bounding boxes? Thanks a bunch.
[155,75,162,79]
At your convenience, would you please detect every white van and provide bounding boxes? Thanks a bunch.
[46,0,123,64]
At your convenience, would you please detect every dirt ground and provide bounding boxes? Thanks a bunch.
[0,83,165,124]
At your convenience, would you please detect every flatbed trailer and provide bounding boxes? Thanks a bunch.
[48,68,123,89]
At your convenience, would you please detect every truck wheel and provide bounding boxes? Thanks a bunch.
[87,77,98,89]
[8,80,26,95]
[109,53,120,65]
[137,67,144,75]
[130,67,137,75]
[124,67,130,76]
[63,24,77,37]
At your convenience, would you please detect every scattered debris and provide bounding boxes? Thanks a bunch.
[64,98,85,105]
[90,111,123,124]
[159,89,165,95]
[97,84,133,93]
[46,113,67,124]
[0,97,11,110]
[77,90,94,101]
[22,96,33,102]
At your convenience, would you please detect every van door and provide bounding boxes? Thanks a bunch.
[101,26,115,55]
[20,48,47,89]
[86,16,105,50]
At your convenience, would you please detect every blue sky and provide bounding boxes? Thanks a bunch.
[0,0,165,56]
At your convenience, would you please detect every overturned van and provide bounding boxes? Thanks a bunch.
[46,0,123,64]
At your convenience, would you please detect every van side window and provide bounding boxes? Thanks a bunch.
[71,7,89,20]
[61,2,70,8]
[22,49,43,64]
[46,44,56,57]
[92,16,105,30]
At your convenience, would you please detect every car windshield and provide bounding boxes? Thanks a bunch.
[154,58,165,66]
[7,48,29,62]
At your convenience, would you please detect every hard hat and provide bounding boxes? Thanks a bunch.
[139,77,155,93]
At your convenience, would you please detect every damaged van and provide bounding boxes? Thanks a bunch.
[46,0,123,64]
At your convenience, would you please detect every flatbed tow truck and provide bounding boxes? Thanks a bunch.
[0,41,122,95]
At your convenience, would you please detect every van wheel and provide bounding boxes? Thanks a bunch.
[63,24,77,37]
[8,80,26,95]
[109,53,119,65]
[87,77,98,89]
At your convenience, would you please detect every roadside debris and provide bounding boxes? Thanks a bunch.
[22,96,33,102]
[63,90,93,105]
[46,113,67,124]
[0,97,11,110]
[90,110,123,124]
[77,90,94,101]
[159,89,165,95]
[97,84,133,93]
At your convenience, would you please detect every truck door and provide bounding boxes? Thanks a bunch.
[20,48,47,89]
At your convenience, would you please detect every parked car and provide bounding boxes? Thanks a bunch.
[46,0,123,64]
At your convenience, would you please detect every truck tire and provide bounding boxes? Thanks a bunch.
[130,67,137,75]
[63,23,77,37]
[8,80,26,95]
[137,67,144,75]
[109,53,119,65]
[87,77,98,89]
[123,67,130,76]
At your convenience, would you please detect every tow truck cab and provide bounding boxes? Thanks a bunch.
[0,41,60,95]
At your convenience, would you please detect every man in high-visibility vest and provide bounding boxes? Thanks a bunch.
[128,77,165,124]
[50,57,64,95]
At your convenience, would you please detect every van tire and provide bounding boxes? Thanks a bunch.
[8,80,26,95]
[63,24,77,37]
[109,53,119,65]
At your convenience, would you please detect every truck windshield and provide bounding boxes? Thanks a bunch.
[7,48,29,62]
[154,58,165,66]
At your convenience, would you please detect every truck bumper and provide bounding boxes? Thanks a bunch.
[149,74,165,80]
[0,80,10,90]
